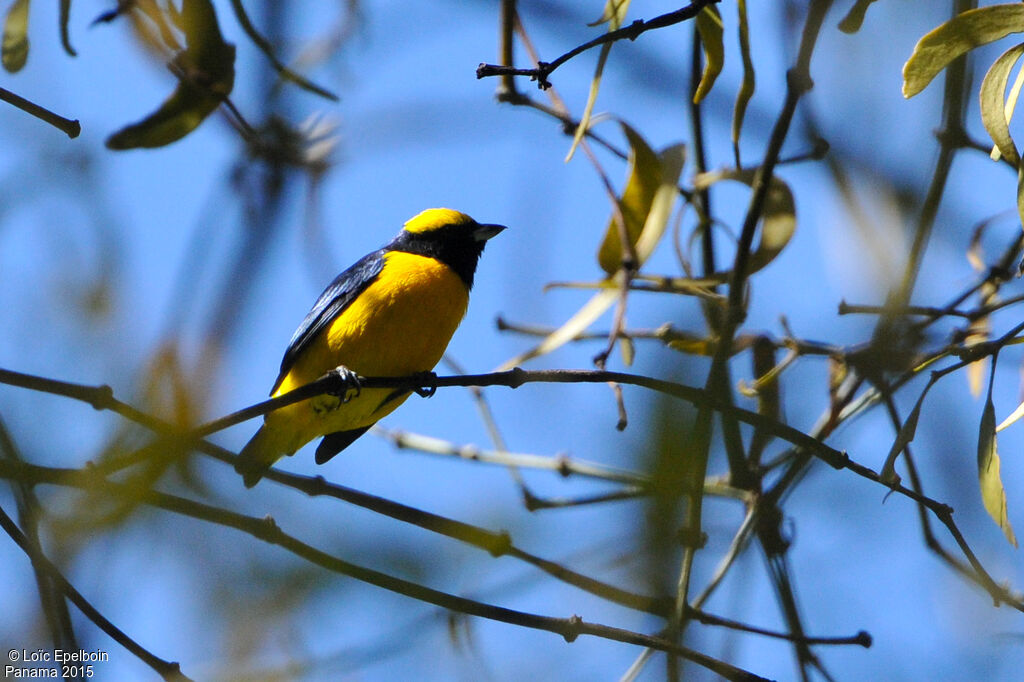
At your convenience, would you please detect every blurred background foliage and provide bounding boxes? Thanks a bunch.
[0,1,1023,680]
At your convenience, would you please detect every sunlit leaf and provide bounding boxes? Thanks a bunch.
[979,396,1018,547]
[838,0,879,34]
[589,0,630,26]
[503,131,682,369]
[598,124,685,274]
[903,4,1024,98]
[979,42,1024,167]
[107,0,235,149]
[619,335,635,366]
[496,287,619,370]
[633,143,685,265]
[2,0,29,73]
[996,398,1024,432]
[693,6,723,103]
[732,0,755,164]
[966,282,995,399]
[694,169,797,278]
[565,0,630,162]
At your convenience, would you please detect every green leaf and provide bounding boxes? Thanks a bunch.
[589,0,630,26]
[505,125,683,370]
[838,0,879,34]
[732,0,755,164]
[694,169,797,278]
[879,386,932,487]
[904,4,1024,99]
[979,397,1018,547]
[693,6,724,103]
[105,85,224,150]
[597,123,685,274]
[106,0,235,150]
[979,42,1024,167]
[2,0,30,73]
[566,0,631,162]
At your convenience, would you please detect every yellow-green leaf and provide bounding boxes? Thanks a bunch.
[2,0,30,73]
[589,0,630,26]
[904,4,1024,99]
[497,287,619,371]
[732,0,755,163]
[838,0,879,34]
[979,42,1024,167]
[693,6,723,103]
[107,0,235,149]
[996,398,1024,432]
[979,397,1018,547]
[694,169,796,278]
[566,0,630,162]
[598,124,684,274]
[619,335,635,366]
[106,84,223,149]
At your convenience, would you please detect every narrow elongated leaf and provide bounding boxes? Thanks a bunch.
[979,42,1024,167]
[497,287,619,371]
[105,85,224,149]
[979,397,1018,547]
[2,0,29,73]
[879,388,931,487]
[996,398,1024,432]
[693,6,723,103]
[633,143,685,264]
[732,0,755,163]
[597,124,664,273]
[904,4,1024,98]
[566,0,630,162]
[589,0,630,26]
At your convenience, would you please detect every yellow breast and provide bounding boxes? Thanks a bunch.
[265,251,470,453]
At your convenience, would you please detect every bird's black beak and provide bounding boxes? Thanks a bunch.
[473,223,506,241]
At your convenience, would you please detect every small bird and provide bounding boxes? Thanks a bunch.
[235,208,505,487]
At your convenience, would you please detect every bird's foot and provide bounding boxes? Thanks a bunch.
[411,371,438,398]
[327,365,363,403]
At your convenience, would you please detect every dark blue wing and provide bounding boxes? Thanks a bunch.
[272,249,386,393]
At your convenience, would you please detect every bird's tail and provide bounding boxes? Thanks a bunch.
[235,426,283,488]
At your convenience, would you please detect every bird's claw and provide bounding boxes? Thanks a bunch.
[412,371,438,398]
[327,366,362,403]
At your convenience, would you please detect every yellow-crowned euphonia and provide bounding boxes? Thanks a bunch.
[235,208,505,487]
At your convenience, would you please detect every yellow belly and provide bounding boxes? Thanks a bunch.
[264,251,469,455]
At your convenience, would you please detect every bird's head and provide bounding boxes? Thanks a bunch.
[389,208,506,288]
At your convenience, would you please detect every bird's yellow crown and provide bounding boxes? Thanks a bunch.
[403,208,475,234]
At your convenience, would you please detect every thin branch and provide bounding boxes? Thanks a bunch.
[0,460,766,682]
[226,0,339,101]
[376,427,649,487]
[477,0,720,89]
[0,87,81,138]
[0,503,190,681]
[3,365,1020,610]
